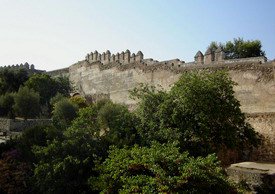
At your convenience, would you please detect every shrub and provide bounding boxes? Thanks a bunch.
[92,143,237,193]
[13,87,40,119]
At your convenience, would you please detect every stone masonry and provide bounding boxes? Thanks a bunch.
[47,48,274,161]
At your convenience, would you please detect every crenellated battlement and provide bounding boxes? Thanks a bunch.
[85,50,144,65]
[194,47,267,65]
[0,62,34,69]
[81,48,267,71]
[0,62,45,73]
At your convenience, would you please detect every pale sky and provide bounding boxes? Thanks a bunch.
[0,0,274,71]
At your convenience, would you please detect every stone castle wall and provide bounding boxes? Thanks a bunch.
[47,67,69,77]
[247,113,275,162]
[48,49,275,161]
[0,62,45,74]
[64,58,274,114]
[0,118,52,133]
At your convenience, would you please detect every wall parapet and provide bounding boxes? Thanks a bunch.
[194,47,267,65]
[85,50,144,65]
[69,57,274,78]
[47,67,70,77]
[0,62,45,73]
[63,50,270,75]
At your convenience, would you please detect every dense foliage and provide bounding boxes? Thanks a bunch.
[0,93,15,118]
[70,96,88,108]
[0,68,29,94]
[33,100,140,194]
[52,98,79,129]
[208,38,265,59]
[13,87,40,119]
[0,68,71,119]
[25,74,71,106]
[131,71,260,157]
[93,143,236,193]
[0,70,261,193]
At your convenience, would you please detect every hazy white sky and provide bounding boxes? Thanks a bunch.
[0,0,274,71]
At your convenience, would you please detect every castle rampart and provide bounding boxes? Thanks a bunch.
[47,49,275,162]
[85,50,144,65]
[0,62,45,74]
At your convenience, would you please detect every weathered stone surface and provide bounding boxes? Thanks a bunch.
[46,50,275,162]
[227,162,275,192]
[246,113,275,162]
[0,118,52,133]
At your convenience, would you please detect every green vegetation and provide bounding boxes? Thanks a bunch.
[13,87,40,119]
[93,143,236,193]
[0,68,71,119]
[0,93,15,118]
[131,71,260,157]
[69,95,88,108]
[52,98,79,128]
[0,68,29,94]
[25,74,71,106]
[208,37,265,59]
[0,70,261,193]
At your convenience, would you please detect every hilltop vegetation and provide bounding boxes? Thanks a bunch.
[0,68,71,119]
[208,38,265,59]
[0,70,260,193]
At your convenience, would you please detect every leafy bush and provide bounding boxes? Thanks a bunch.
[33,100,140,194]
[13,87,40,119]
[0,92,15,118]
[52,98,78,129]
[17,125,62,163]
[25,74,71,106]
[33,118,100,194]
[131,71,260,157]
[50,92,66,107]
[0,68,29,94]
[92,143,237,193]
[69,95,88,108]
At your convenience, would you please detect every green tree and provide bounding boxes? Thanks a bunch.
[33,100,140,194]
[52,98,78,129]
[24,74,72,106]
[207,38,265,59]
[17,125,62,163]
[130,84,171,145]
[131,71,260,157]
[33,113,102,194]
[224,38,265,59]
[92,143,236,193]
[24,74,57,106]
[97,100,140,148]
[50,92,66,107]
[13,87,40,119]
[0,68,29,94]
[55,76,72,97]
[0,93,15,118]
